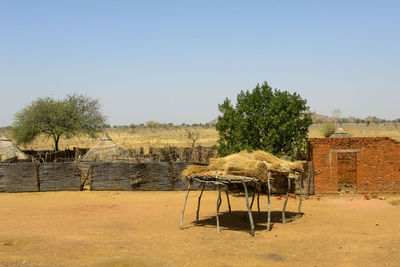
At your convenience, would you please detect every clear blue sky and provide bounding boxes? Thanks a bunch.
[1,0,399,126]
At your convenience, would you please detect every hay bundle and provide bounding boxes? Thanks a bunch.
[182,165,224,181]
[208,151,248,169]
[249,150,303,172]
[223,156,268,180]
[208,158,226,169]
[273,160,304,172]
[182,150,303,181]
[248,150,281,163]
[182,165,210,176]
[183,152,269,180]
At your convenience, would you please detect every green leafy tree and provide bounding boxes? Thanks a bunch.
[216,81,312,159]
[11,94,106,151]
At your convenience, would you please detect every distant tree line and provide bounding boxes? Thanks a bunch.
[103,121,216,130]
[313,118,400,125]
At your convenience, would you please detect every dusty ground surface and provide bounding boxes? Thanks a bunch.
[0,191,399,267]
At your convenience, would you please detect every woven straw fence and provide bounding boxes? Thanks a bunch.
[0,164,6,192]
[39,162,81,191]
[90,162,132,191]
[0,162,39,192]
[0,161,313,194]
[90,162,209,191]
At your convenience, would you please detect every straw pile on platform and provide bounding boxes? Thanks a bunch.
[182,150,303,181]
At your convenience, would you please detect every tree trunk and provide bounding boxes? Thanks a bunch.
[54,135,60,151]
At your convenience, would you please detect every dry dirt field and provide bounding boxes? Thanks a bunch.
[1,191,400,266]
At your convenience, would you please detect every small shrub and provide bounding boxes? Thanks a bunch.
[320,123,336,137]
[390,200,400,206]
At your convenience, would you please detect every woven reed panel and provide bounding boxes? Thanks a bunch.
[4,162,38,192]
[91,162,132,191]
[0,164,6,192]
[39,162,80,191]
[130,162,171,190]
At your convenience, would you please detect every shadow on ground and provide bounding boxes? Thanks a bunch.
[192,211,302,233]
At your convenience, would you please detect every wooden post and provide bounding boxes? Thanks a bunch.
[306,161,311,199]
[217,187,222,210]
[242,180,255,236]
[298,175,303,216]
[168,161,174,190]
[308,161,314,197]
[216,185,221,233]
[180,181,192,229]
[282,177,291,224]
[196,183,205,222]
[250,190,256,210]
[267,178,271,231]
[225,190,232,214]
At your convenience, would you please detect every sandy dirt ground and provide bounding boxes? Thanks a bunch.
[0,191,400,267]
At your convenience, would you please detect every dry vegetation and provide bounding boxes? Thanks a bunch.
[10,127,218,152]
[309,123,400,140]
[5,123,400,151]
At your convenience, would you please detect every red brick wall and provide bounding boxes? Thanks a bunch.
[308,137,400,194]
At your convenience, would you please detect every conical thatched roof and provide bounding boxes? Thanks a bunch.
[82,131,129,161]
[330,127,350,138]
[0,132,29,162]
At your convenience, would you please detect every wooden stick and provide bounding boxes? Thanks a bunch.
[196,183,205,222]
[216,185,221,233]
[180,182,191,230]
[225,190,231,214]
[250,189,256,210]
[267,179,271,231]
[257,193,261,215]
[282,177,291,224]
[188,176,258,184]
[306,161,311,199]
[242,181,255,236]
[217,191,222,210]
[298,175,303,216]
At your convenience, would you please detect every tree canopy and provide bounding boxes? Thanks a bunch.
[11,94,106,151]
[216,81,312,159]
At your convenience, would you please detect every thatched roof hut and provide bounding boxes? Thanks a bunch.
[0,132,29,162]
[81,131,129,161]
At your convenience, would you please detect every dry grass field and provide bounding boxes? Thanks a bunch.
[309,123,400,140]
[0,191,399,266]
[13,127,218,152]
[9,123,400,151]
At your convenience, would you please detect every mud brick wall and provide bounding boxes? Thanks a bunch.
[308,137,400,193]
[39,162,81,191]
